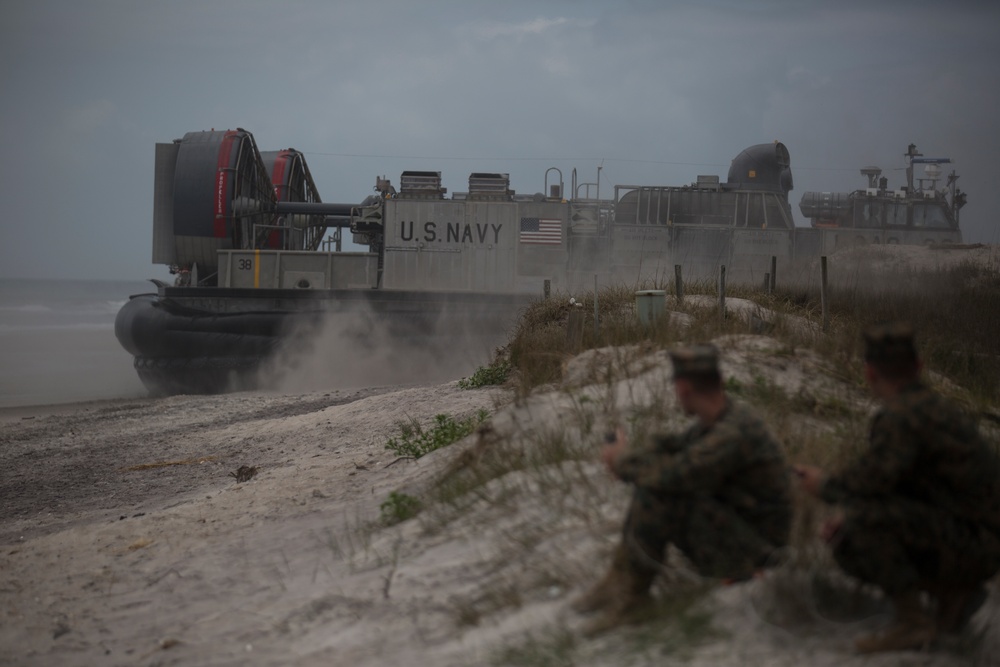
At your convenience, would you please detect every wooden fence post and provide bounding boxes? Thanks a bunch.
[820,256,829,332]
[567,308,584,351]
[594,274,599,339]
[719,265,726,321]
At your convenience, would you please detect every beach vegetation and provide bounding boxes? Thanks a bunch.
[379,492,422,526]
[372,251,1000,660]
[458,358,512,389]
[384,409,489,459]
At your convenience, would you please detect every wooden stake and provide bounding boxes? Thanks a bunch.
[594,274,599,338]
[719,265,726,321]
[820,256,829,332]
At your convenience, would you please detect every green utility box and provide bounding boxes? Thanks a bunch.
[635,290,666,325]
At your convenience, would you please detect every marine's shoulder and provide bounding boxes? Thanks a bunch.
[883,382,960,419]
[722,398,767,425]
[711,398,783,458]
[713,398,770,438]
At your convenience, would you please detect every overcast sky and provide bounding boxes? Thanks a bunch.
[1,0,998,281]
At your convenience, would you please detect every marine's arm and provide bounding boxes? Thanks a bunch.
[820,408,916,504]
[612,420,743,494]
[606,433,676,481]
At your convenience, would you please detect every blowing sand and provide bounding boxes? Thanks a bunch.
[2,331,997,666]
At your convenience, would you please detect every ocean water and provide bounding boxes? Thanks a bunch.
[0,278,155,408]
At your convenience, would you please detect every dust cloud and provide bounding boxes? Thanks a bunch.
[254,298,524,394]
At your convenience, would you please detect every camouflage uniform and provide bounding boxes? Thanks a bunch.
[611,373,793,581]
[573,345,791,636]
[820,380,1000,595]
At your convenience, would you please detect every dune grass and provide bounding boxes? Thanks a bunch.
[367,255,1000,663]
[505,258,1000,408]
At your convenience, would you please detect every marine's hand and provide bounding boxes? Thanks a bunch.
[792,464,825,496]
[652,433,683,454]
[600,426,628,475]
[820,511,844,544]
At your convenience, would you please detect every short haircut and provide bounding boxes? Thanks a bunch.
[678,369,723,393]
[863,323,920,382]
[867,357,920,383]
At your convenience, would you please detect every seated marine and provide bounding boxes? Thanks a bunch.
[795,323,1000,653]
[575,344,793,635]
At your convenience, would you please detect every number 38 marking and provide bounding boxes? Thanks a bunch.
[238,259,253,270]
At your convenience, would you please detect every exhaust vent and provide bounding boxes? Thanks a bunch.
[399,171,446,199]
[468,172,513,200]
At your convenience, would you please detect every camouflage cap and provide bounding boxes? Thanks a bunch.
[669,344,720,378]
[863,322,918,365]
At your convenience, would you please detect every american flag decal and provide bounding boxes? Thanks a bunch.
[519,217,562,245]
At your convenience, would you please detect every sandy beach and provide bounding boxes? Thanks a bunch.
[2,383,505,666]
[2,329,997,666]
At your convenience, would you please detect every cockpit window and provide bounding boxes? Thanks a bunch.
[887,203,908,227]
[912,203,951,229]
[856,200,882,227]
